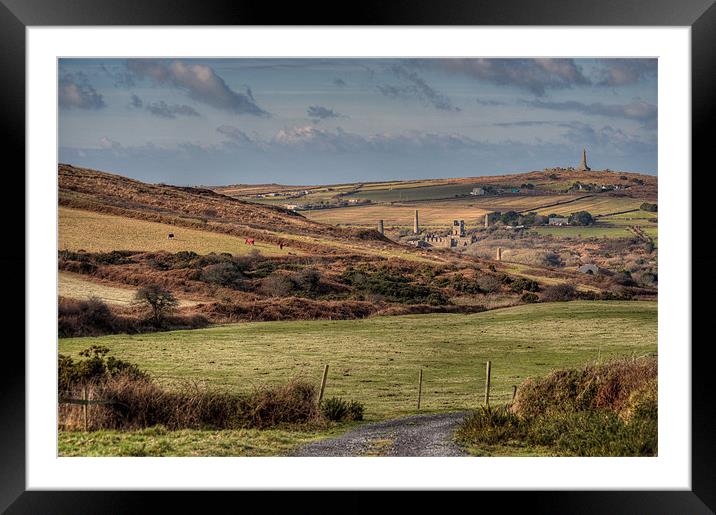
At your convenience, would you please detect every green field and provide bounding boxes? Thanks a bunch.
[59,301,657,421]
[58,425,356,457]
[529,225,635,239]
[349,183,481,202]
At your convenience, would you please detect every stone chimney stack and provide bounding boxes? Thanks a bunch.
[496,247,502,261]
[413,210,419,234]
[377,219,384,235]
[578,148,591,171]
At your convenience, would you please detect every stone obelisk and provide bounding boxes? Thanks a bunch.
[377,219,384,235]
[413,210,419,234]
[578,148,591,171]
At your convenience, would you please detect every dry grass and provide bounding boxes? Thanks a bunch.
[511,356,657,420]
[59,374,321,431]
[60,207,289,256]
[59,271,201,307]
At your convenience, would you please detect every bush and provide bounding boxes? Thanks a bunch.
[540,283,576,302]
[341,267,448,305]
[58,345,148,392]
[640,202,657,212]
[475,275,502,293]
[58,297,121,337]
[320,396,365,421]
[510,277,540,293]
[59,362,322,431]
[293,268,322,294]
[261,274,295,297]
[521,292,539,303]
[456,405,524,445]
[456,358,657,456]
[569,211,594,226]
[200,262,247,289]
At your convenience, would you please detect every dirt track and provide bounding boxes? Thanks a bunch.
[291,412,470,457]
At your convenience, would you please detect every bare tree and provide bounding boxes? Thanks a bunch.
[135,285,178,325]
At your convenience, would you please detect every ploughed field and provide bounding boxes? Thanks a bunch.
[59,300,657,421]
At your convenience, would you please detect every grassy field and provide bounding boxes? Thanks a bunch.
[529,225,635,239]
[59,301,657,421]
[59,207,288,256]
[59,271,201,307]
[58,425,356,457]
[348,182,482,202]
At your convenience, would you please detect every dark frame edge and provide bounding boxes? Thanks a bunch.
[2,0,714,512]
[691,0,716,511]
[0,0,26,513]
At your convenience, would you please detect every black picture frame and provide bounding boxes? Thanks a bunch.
[2,0,712,511]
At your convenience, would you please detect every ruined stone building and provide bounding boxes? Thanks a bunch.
[422,219,476,248]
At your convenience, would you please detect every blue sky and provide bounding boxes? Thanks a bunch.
[58,58,657,186]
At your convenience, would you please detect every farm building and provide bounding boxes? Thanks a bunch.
[548,217,569,226]
[470,187,486,196]
[578,264,599,275]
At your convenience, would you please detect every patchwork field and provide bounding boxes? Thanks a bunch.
[533,196,645,216]
[59,207,289,256]
[303,202,491,228]
[302,194,645,229]
[59,301,657,421]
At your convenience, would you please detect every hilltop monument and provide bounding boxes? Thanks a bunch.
[578,148,591,171]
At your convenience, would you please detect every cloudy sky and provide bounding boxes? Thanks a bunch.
[58,58,657,186]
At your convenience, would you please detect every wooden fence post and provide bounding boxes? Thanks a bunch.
[417,369,423,410]
[318,364,329,405]
[484,361,492,406]
[82,385,88,432]
[512,385,517,402]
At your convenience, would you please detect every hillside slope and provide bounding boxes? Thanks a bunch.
[59,164,393,256]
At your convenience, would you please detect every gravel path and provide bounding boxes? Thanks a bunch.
[292,411,470,457]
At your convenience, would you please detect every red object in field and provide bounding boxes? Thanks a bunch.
[279,242,284,250]
[245,238,255,245]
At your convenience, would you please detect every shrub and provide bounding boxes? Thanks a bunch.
[521,292,539,303]
[475,275,502,293]
[640,202,658,212]
[510,277,540,293]
[456,405,524,445]
[58,345,148,392]
[59,365,321,431]
[200,262,246,289]
[320,396,365,421]
[293,268,322,294]
[569,211,594,226]
[456,358,657,456]
[540,283,576,302]
[58,297,121,337]
[261,274,295,297]
[341,267,448,305]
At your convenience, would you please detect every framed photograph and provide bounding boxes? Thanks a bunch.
[3,0,712,511]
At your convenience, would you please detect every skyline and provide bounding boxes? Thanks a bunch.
[58,58,657,186]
